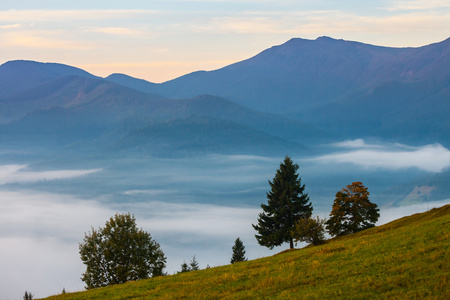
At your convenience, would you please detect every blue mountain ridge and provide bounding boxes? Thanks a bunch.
[0,36,449,156]
[103,36,450,147]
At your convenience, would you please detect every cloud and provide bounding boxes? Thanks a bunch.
[184,8,450,47]
[122,189,174,196]
[332,139,383,149]
[0,237,85,298]
[386,0,450,11]
[0,23,21,29]
[0,188,266,299]
[312,140,450,172]
[0,190,112,239]
[1,4,449,83]
[127,201,260,236]
[194,16,290,34]
[0,165,101,184]
[88,27,153,38]
[1,150,448,298]
[2,186,448,299]
[1,31,96,49]
[0,9,160,22]
[0,190,113,298]
[5,7,444,46]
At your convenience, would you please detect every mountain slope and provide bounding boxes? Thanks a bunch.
[107,37,450,114]
[0,60,97,99]
[101,36,450,146]
[2,36,449,153]
[0,72,332,156]
[303,72,450,145]
[108,115,304,157]
[106,73,160,94]
[43,204,450,299]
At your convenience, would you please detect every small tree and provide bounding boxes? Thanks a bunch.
[179,261,190,273]
[23,291,34,300]
[189,255,200,271]
[291,216,326,246]
[231,237,247,264]
[178,256,200,273]
[79,213,166,289]
[253,156,312,249]
[326,182,380,237]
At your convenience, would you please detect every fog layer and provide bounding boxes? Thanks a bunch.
[1,143,449,298]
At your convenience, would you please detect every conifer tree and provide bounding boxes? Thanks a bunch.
[231,237,247,264]
[253,156,312,249]
[189,255,200,271]
[179,261,190,273]
[23,291,34,300]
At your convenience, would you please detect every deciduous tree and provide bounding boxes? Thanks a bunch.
[79,213,166,289]
[326,182,380,236]
[253,156,312,249]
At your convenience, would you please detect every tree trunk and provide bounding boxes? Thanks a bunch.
[290,237,294,249]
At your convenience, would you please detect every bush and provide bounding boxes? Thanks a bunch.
[291,216,326,246]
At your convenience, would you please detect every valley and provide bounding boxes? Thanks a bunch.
[1,36,449,298]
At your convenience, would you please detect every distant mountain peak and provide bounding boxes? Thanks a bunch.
[105,72,159,93]
[0,60,96,98]
[282,36,340,45]
[316,36,336,41]
[0,60,94,74]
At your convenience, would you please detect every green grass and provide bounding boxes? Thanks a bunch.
[43,205,450,299]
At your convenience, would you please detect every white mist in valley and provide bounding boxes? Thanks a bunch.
[313,140,450,172]
[1,144,449,299]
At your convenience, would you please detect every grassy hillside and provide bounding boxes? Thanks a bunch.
[44,205,449,299]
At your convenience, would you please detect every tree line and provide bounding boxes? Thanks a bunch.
[254,156,380,248]
[77,155,379,290]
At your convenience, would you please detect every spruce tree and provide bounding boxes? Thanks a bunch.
[179,262,190,273]
[231,237,247,264]
[253,156,312,249]
[23,291,34,300]
[189,255,200,271]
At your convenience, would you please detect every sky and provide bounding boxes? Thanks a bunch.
[1,0,450,82]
